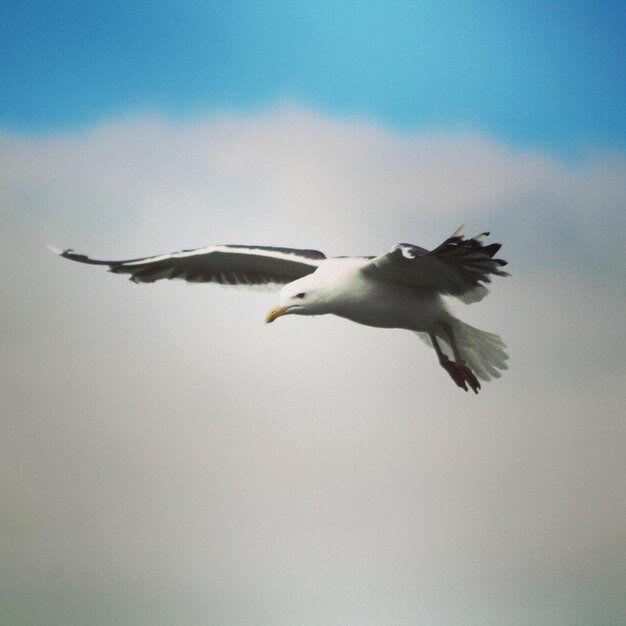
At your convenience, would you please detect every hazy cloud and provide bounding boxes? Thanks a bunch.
[2,106,625,626]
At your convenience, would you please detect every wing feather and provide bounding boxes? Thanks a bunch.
[363,226,508,302]
[50,244,326,286]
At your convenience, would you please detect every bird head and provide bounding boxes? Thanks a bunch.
[265,275,321,323]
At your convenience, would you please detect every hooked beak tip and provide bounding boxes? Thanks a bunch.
[265,304,290,324]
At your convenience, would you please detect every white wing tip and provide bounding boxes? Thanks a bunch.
[46,244,65,256]
[450,225,466,238]
[471,231,489,243]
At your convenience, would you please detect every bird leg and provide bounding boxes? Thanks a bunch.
[442,323,481,394]
[430,327,481,394]
[429,334,469,391]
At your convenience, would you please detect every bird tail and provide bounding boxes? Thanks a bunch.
[415,320,509,382]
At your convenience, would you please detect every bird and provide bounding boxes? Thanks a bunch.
[49,225,509,393]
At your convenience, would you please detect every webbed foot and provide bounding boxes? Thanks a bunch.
[440,355,481,394]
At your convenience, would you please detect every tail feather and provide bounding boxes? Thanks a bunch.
[416,320,508,382]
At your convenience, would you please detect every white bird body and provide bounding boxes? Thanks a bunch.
[283,257,449,332]
[50,225,509,393]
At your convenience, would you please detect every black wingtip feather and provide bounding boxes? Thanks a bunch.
[479,243,501,257]
[60,249,115,266]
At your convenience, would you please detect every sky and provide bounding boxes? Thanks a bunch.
[2,0,626,150]
[2,3,626,626]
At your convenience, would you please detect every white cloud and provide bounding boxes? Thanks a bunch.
[1,106,625,626]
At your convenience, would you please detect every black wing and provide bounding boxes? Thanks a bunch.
[49,244,326,286]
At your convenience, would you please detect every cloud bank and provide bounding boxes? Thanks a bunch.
[2,106,625,626]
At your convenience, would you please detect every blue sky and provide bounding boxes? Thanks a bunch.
[2,0,625,151]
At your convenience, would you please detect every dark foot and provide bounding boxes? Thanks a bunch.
[440,356,481,394]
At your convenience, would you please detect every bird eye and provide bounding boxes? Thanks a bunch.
[296,292,306,299]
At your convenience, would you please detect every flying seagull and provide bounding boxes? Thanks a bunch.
[49,225,508,393]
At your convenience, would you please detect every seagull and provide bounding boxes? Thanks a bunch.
[49,225,508,393]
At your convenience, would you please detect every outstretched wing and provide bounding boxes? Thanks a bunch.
[363,226,508,303]
[49,244,326,286]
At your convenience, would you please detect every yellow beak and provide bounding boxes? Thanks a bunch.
[265,304,292,324]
